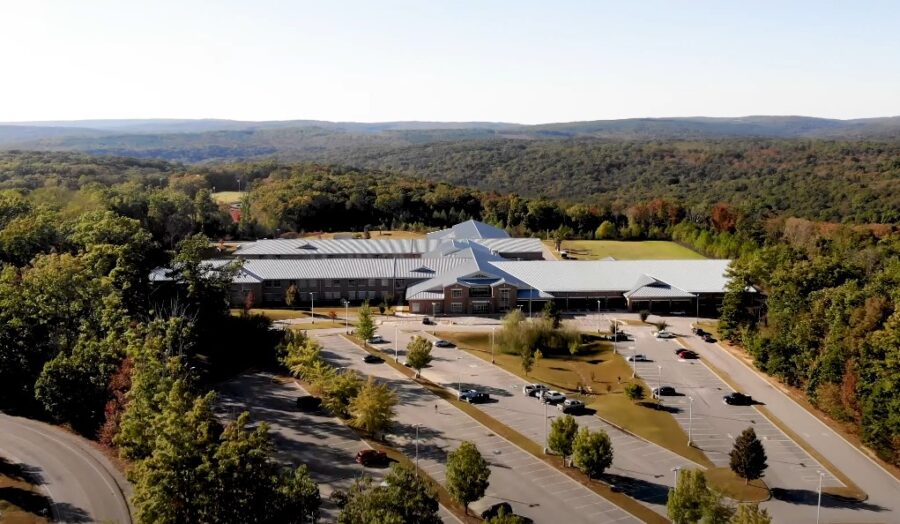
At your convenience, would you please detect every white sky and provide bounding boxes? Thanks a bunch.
[1,0,899,124]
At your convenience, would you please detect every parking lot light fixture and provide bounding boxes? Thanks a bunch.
[394,325,399,362]
[631,348,637,378]
[309,292,316,323]
[491,326,496,364]
[817,471,825,523]
[671,466,681,487]
[687,396,694,446]
[657,365,662,406]
[342,299,349,333]
[543,401,549,454]
[415,424,421,475]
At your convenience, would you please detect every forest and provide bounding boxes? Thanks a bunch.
[0,149,896,476]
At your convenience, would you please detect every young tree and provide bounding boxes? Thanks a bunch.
[624,383,645,403]
[384,463,441,524]
[638,310,650,322]
[348,376,397,438]
[320,370,362,418]
[328,310,338,322]
[548,414,579,465]
[542,301,562,329]
[485,506,527,524]
[595,220,617,240]
[520,346,535,376]
[571,427,613,480]
[285,283,299,308]
[729,427,768,484]
[667,469,716,524]
[446,441,490,514]
[731,504,772,524]
[356,302,376,345]
[552,225,572,252]
[406,336,433,377]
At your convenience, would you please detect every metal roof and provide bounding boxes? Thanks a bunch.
[235,257,471,281]
[233,237,542,257]
[426,220,509,240]
[489,259,733,294]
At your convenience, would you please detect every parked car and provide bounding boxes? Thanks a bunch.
[422,317,434,325]
[434,339,455,348]
[604,332,630,342]
[368,335,385,344]
[627,354,649,362]
[541,390,566,404]
[675,349,699,359]
[480,502,513,520]
[723,392,753,405]
[558,399,585,413]
[295,395,322,411]
[459,390,490,403]
[654,330,676,339]
[523,383,549,397]
[355,449,388,467]
[363,354,383,363]
[652,386,677,398]
[692,327,707,336]
[702,333,716,343]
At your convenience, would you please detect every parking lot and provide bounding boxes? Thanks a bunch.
[376,322,696,515]
[315,333,639,524]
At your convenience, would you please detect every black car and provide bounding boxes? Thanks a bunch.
[459,390,490,403]
[295,395,322,411]
[422,317,434,325]
[702,333,716,343]
[434,339,455,348]
[723,392,753,405]
[652,386,677,397]
[605,332,630,342]
[363,354,383,364]
[692,327,707,336]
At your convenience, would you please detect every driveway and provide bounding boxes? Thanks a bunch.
[0,413,132,524]
[313,333,639,524]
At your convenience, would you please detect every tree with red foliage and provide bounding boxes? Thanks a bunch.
[99,357,134,446]
[710,203,738,233]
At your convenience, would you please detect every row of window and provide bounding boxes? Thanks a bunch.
[264,279,406,289]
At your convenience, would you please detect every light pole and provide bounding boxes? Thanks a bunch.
[816,471,824,524]
[657,365,662,406]
[597,300,601,333]
[671,466,681,488]
[342,299,349,333]
[631,347,637,378]
[613,320,618,355]
[394,324,399,362]
[491,326,496,364]
[687,396,694,446]
[309,292,316,323]
[414,424,420,475]
[543,401,549,454]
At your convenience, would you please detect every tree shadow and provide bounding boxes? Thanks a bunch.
[0,487,92,523]
[638,401,682,414]
[603,473,670,505]
[770,488,887,512]
[0,457,45,485]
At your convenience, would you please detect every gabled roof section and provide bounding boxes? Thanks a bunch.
[426,220,509,240]
[623,274,696,300]
[405,247,535,300]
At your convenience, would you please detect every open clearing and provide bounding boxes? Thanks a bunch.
[548,240,706,260]
[211,191,245,204]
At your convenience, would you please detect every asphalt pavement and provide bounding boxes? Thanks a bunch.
[0,413,132,524]
[314,332,639,523]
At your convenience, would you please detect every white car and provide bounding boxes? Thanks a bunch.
[654,330,676,339]
[368,335,385,344]
[541,390,566,404]
[523,384,549,397]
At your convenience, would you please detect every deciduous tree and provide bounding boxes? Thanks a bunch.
[406,336,433,377]
[571,427,613,480]
[446,441,490,514]
[348,376,397,438]
[548,414,579,465]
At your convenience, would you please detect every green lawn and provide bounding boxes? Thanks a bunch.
[435,330,712,467]
[211,191,245,204]
[547,240,706,260]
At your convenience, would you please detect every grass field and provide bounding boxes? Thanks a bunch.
[434,330,711,466]
[211,191,245,204]
[300,230,425,240]
[547,240,706,260]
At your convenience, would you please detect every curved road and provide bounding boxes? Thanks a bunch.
[0,413,132,524]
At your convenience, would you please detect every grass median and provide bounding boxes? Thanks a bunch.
[435,331,712,468]
[342,334,666,524]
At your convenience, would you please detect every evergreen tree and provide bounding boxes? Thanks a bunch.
[729,427,768,484]
[446,441,490,514]
[624,383,645,403]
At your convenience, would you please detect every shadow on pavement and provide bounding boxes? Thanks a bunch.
[771,488,887,511]
[0,457,45,485]
[604,473,670,505]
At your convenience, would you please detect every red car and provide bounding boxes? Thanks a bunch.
[355,449,388,467]
[676,349,699,359]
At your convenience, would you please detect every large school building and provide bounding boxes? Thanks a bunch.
[154,220,736,315]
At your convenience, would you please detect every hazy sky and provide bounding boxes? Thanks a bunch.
[2,1,899,123]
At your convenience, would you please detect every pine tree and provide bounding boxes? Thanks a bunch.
[729,427,768,484]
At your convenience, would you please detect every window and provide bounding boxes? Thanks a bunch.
[450,302,464,313]
[473,302,489,314]
[332,279,341,287]
[264,280,280,289]
[470,287,492,298]
[368,279,377,286]
[348,279,357,286]
[412,302,421,313]
[381,279,390,287]
[395,279,405,288]
[451,288,463,298]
